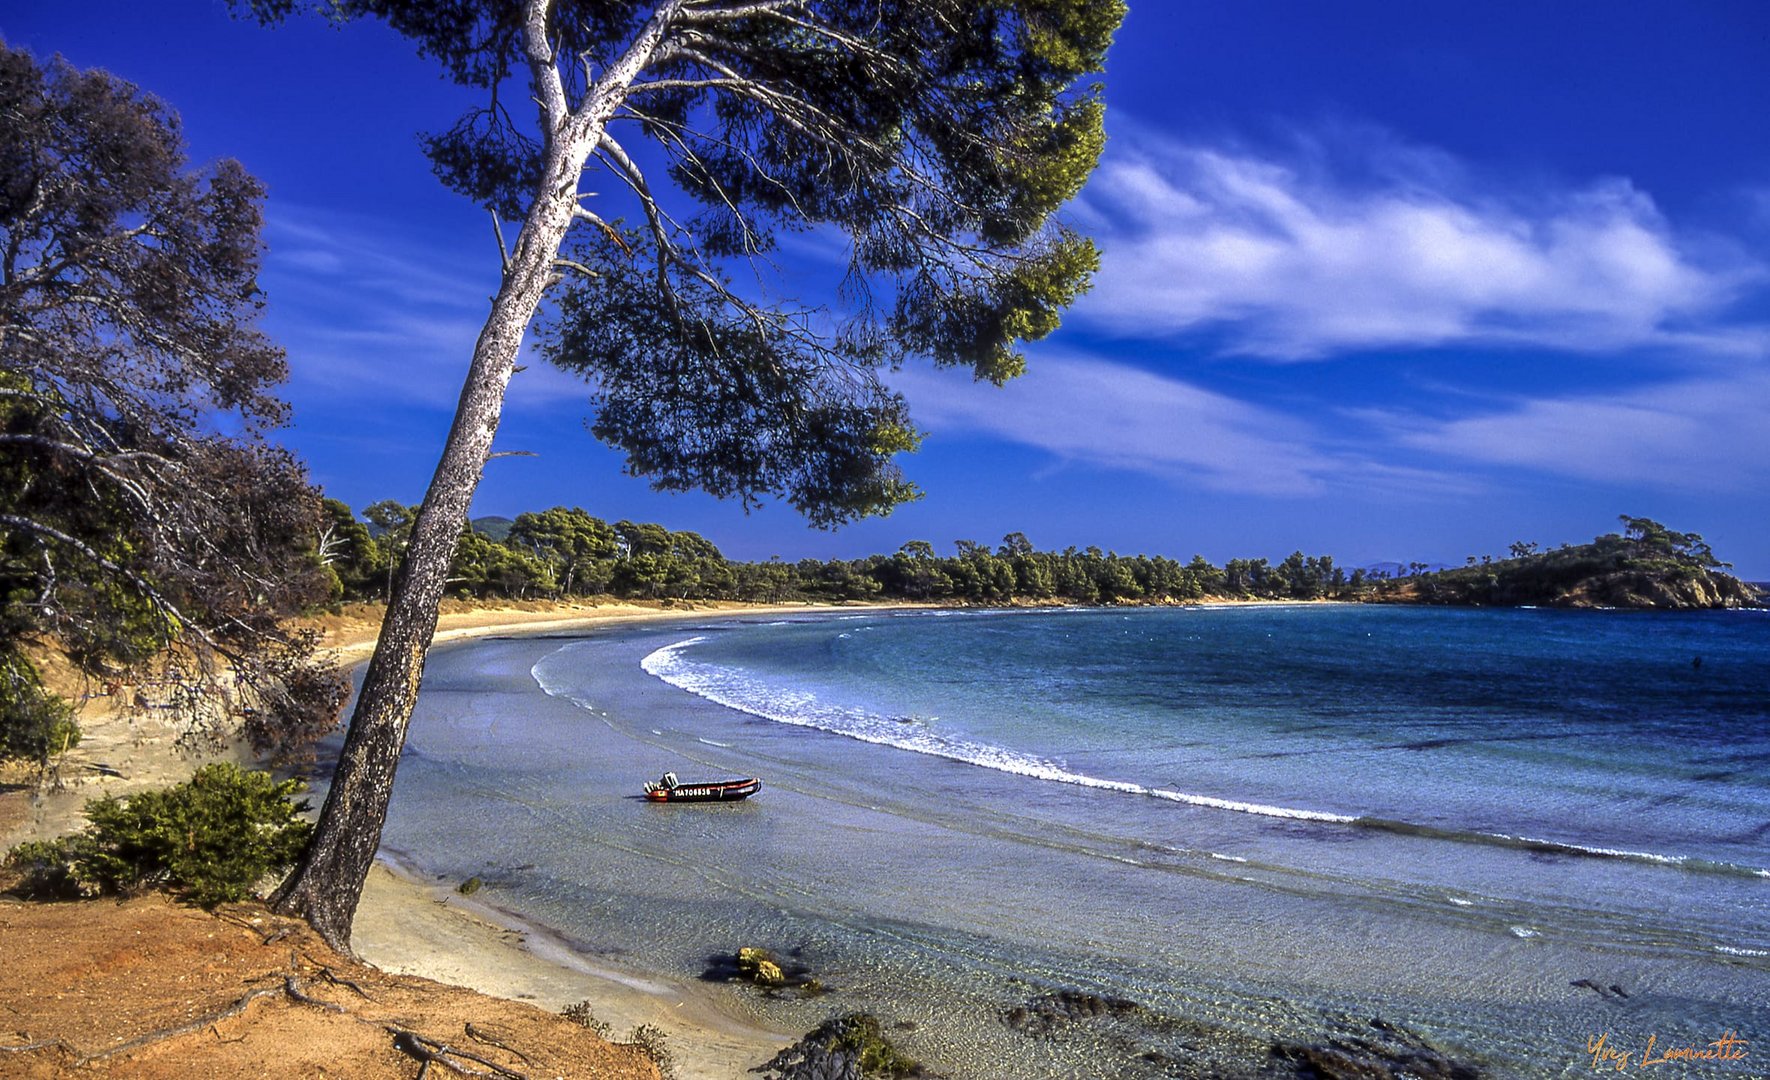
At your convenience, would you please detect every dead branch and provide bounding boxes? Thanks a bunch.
[491,209,512,273]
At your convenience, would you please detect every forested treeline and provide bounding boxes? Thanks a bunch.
[317,500,1365,607]
[316,502,1760,613]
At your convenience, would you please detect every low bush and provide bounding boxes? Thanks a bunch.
[3,763,312,907]
[0,650,80,766]
[3,837,94,899]
[625,1024,676,1079]
[560,1000,612,1039]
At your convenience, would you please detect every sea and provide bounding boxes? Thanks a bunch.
[372,604,1770,1078]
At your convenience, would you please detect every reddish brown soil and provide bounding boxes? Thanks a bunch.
[0,894,661,1079]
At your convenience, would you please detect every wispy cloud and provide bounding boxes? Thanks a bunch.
[894,352,1471,498]
[262,204,588,410]
[1074,124,1766,359]
[1369,368,1770,491]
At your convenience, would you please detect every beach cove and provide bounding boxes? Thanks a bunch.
[325,602,1768,1078]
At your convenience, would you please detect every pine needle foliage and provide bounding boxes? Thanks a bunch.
[4,763,312,907]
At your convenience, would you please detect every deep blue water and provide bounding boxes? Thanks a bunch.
[645,605,1770,884]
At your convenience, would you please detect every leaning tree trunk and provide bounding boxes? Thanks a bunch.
[269,181,576,949]
[271,1,685,952]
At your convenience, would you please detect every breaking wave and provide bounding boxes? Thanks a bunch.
[640,636,1770,881]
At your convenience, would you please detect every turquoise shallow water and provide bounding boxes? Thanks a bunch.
[372,605,1770,1078]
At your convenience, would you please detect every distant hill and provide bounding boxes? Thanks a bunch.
[469,516,514,542]
[1372,518,1761,611]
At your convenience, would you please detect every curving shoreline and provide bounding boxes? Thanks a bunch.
[0,599,911,1078]
[329,600,919,1079]
[15,597,1764,1077]
[368,601,1770,1079]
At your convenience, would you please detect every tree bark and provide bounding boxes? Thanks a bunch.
[270,170,578,947]
[271,1,687,951]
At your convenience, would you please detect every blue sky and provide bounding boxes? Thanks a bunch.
[6,2,1769,575]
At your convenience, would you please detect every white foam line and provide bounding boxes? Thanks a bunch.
[1503,833,1686,866]
[640,637,1356,826]
[1715,945,1769,957]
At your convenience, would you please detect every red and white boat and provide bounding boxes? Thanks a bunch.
[643,772,762,803]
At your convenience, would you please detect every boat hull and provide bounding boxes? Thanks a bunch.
[644,778,762,803]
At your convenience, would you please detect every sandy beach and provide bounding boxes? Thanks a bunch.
[1,597,906,1078]
[12,598,1764,1078]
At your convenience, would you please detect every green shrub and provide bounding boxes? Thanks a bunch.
[3,837,98,899]
[0,650,80,765]
[3,763,312,907]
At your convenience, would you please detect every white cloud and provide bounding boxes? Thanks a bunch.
[894,353,1472,498]
[1076,127,1765,358]
[1372,369,1770,490]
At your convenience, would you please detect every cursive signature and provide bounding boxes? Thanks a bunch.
[1587,1031,1749,1071]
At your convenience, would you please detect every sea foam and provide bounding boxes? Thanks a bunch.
[637,636,1770,879]
[641,637,1356,825]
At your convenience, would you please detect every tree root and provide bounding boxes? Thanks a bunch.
[306,953,376,1000]
[389,1026,529,1079]
[1,1038,78,1056]
[262,925,297,946]
[76,984,282,1065]
[59,967,348,1066]
[284,975,346,1013]
[465,1022,533,1064]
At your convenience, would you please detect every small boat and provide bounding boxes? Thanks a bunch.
[644,772,762,803]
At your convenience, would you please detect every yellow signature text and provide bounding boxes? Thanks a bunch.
[1587,1031,1749,1071]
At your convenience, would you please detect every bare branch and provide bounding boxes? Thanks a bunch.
[681,0,802,21]
[489,210,511,272]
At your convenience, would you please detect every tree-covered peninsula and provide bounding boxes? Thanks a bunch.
[1366,516,1761,611]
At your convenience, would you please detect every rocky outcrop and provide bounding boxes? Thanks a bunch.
[706,945,825,995]
[752,1014,927,1080]
[1556,570,1760,610]
[1373,527,1763,612]
[1002,990,1144,1037]
[1271,1016,1480,1079]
